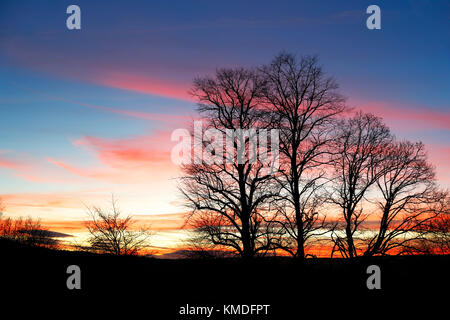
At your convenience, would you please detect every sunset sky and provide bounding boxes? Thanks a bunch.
[0,0,449,254]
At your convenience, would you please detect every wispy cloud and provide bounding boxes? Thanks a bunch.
[47,130,178,184]
[354,100,450,131]
[11,83,195,124]
[0,151,47,182]
[95,71,193,101]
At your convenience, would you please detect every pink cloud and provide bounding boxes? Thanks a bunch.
[75,131,173,164]
[95,71,193,101]
[85,104,195,123]
[0,191,94,210]
[12,85,195,124]
[2,37,195,102]
[0,152,46,182]
[353,100,450,131]
[39,212,188,234]
[0,158,18,170]
[48,130,179,184]
[426,144,450,187]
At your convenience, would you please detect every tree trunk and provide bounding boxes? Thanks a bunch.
[238,164,253,259]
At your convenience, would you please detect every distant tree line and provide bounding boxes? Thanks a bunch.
[0,217,59,249]
[0,196,151,255]
[180,52,450,260]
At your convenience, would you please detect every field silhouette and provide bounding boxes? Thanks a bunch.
[2,238,448,318]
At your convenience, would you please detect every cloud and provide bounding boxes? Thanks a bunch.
[0,191,103,210]
[74,133,172,164]
[0,157,19,170]
[426,144,450,187]
[83,104,195,124]
[47,130,179,184]
[37,230,73,238]
[2,35,195,102]
[11,84,195,124]
[354,100,450,131]
[0,151,46,182]
[39,212,187,237]
[95,71,193,101]
[39,219,87,234]
[132,212,187,231]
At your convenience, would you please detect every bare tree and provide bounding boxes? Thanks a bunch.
[85,198,151,255]
[181,229,239,259]
[427,210,450,254]
[181,67,281,259]
[179,56,449,260]
[271,183,334,258]
[260,53,346,260]
[329,113,449,258]
[362,141,449,256]
[329,112,392,258]
[0,216,59,249]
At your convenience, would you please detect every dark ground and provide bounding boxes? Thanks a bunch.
[1,239,448,318]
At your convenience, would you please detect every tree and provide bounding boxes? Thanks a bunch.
[363,141,449,256]
[85,198,151,255]
[260,53,346,260]
[181,67,281,258]
[427,210,450,254]
[329,113,449,258]
[0,216,59,249]
[329,112,392,258]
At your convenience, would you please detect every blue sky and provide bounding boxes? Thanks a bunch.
[0,0,448,231]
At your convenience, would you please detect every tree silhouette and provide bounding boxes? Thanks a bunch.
[178,54,449,260]
[181,67,281,258]
[363,141,449,256]
[329,112,392,258]
[329,113,449,257]
[260,53,346,260]
[0,216,59,249]
[427,210,450,254]
[85,197,151,255]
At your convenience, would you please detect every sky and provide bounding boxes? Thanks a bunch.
[0,0,449,254]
